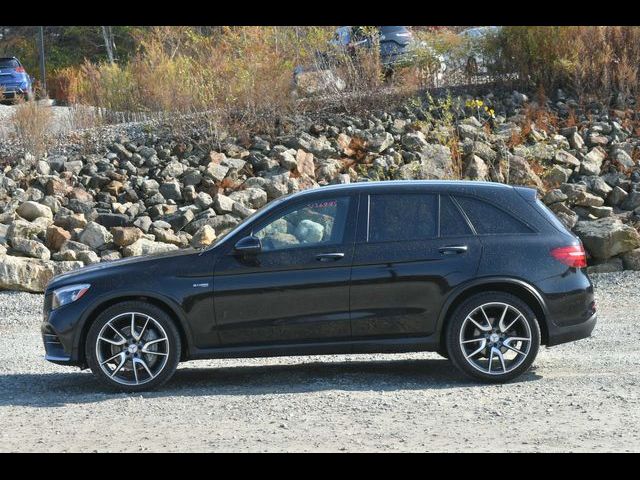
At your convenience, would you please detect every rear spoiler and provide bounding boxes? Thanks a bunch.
[513,186,538,203]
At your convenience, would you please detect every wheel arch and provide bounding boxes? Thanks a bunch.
[75,292,192,367]
[437,278,550,350]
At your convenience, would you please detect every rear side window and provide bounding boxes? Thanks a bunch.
[440,195,472,236]
[454,196,532,235]
[368,194,436,242]
[0,59,20,69]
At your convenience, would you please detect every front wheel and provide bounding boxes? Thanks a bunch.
[86,301,181,392]
[446,292,540,383]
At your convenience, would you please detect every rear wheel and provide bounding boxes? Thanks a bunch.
[446,292,540,383]
[86,301,181,392]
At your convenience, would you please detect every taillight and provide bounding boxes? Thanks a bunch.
[14,66,25,73]
[551,245,587,268]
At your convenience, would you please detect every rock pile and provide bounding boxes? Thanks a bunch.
[2,89,640,291]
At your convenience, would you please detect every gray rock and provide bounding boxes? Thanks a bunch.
[621,248,640,270]
[580,147,606,176]
[0,254,83,293]
[463,155,489,181]
[11,238,50,260]
[79,222,113,249]
[507,156,543,189]
[16,201,53,221]
[213,194,235,214]
[554,150,580,168]
[573,217,640,260]
[621,190,640,211]
[294,219,324,243]
[611,148,635,169]
[229,188,268,209]
[122,238,179,257]
[542,189,567,204]
[607,186,628,206]
[159,181,182,201]
[206,163,230,182]
[190,225,217,248]
[77,250,101,265]
[589,205,613,218]
[545,165,572,185]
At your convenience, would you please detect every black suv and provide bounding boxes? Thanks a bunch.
[42,181,596,391]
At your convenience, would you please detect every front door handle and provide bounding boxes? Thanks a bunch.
[439,245,468,255]
[316,252,345,262]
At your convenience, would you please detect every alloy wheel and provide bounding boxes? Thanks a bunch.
[95,312,170,386]
[458,302,532,376]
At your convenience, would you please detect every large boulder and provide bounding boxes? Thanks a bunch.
[573,217,640,260]
[0,254,83,293]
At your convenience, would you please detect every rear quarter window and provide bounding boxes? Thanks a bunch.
[454,195,533,235]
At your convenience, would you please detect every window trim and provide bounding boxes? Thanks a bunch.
[452,193,538,236]
[440,194,476,237]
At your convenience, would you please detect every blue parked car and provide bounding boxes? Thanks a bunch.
[0,57,34,102]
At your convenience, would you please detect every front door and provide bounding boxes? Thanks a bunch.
[213,194,358,346]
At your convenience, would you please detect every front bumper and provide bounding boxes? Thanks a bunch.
[41,292,87,367]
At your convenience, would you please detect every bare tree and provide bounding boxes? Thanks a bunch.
[101,26,116,63]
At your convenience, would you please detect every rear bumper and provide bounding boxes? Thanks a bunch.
[546,312,597,347]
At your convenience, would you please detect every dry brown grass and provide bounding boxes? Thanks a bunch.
[496,26,640,104]
[10,99,53,158]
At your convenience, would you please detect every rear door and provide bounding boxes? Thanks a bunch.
[349,191,482,339]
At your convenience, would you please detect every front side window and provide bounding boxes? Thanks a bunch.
[255,197,350,252]
[368,193,437,243]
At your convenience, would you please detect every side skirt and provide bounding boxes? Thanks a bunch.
[188,334,440,360]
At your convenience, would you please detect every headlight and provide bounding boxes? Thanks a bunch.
[52,284,90,310]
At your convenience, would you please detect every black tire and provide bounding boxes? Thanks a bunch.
[446,292,540,383]
[86,301,181,392]
[436,346,449,359]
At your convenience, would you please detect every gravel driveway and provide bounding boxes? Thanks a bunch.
[1,272,639,452]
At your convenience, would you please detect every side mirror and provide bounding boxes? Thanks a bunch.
[234,235,262,255]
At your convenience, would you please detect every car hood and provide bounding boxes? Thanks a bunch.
[47,248,201,290]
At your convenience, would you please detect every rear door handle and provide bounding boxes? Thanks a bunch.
[438,245,468,255]
[316,252,345,262]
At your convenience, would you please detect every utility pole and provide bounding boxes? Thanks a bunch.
[37,26,46,96]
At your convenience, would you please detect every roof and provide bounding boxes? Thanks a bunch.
[288,180,514,198]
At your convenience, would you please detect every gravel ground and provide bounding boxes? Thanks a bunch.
[0,272,639,452]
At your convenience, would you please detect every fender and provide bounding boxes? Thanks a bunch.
[435,275,550,334]
[71,289,196,360]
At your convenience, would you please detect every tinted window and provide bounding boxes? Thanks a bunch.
[440,195,472,236]
[455,196,532,235]
[255,197,350,251]
[0,59,20,69]
[368,194,436,242]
